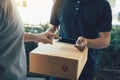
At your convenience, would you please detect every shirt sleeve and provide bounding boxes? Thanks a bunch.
[50,0,60,26]
[97,1,112,32]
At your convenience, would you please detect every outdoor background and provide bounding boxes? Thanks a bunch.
[15,0,120,80]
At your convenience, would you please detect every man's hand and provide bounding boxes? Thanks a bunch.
[33,32,59,44]
[75,36,87,51]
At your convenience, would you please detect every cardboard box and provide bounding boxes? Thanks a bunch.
[29,41,88,80]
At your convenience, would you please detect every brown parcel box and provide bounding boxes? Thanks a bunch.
[29,41,88,80]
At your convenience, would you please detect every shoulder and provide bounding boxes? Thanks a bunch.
[90,0,111,10]
[53,0,64,5]
[53,0,64,8]
[93,0,110,6]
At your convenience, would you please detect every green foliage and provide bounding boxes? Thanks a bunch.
[98,27,120,69]
[24,23,49,33]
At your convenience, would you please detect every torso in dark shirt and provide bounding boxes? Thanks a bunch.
[50,0,112,63]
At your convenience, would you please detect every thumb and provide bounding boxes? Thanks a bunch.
[44,38,53,44]
[49,32,59,39]
[54,34,59,39]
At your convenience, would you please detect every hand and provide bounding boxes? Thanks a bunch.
[75,36,87,51]
[34,32,59,44]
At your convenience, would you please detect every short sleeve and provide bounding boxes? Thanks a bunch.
[98,1,112,32]
[50,0,60,26]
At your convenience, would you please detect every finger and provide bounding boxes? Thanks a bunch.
[50,33,59,39]
[75,41,86,51]
[54,34,59,39]
[48,36,54,40]
[47,39,53,44]
[47,34,54,40]
[76,36,85,44]
[76,37,82,44]
[74,44,85,51]
[44,38,53,44]
[43,41,52,44]
[47,32,57,39]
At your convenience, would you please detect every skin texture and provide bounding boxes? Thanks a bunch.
[47,25,111,50]
[24,32,58,44]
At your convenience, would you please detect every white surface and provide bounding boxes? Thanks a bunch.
[17,0,53,24]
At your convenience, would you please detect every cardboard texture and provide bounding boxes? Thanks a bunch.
[29,41,88,80]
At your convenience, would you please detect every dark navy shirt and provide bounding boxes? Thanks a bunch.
[50,0,112,63]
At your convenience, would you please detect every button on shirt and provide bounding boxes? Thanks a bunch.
[74,0,81,18]
[76,0,80,10]
[50,0,112,63]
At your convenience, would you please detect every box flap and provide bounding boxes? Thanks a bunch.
[30,41,86,60]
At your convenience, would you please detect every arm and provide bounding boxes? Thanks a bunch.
[87,32,110,49]
[24,32,58,44]
[76,1,112,50]
[47,24,59,33]
[24,33,36,42]
[76,32,111,49]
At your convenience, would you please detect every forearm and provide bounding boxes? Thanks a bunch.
[87,32,111,49]
[86,37,110,49]
[24,33,36,42]
[76,32,111,49]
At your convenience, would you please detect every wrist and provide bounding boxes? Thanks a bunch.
[30,33,38,42]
